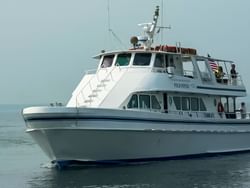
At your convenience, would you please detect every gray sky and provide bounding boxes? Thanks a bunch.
[0,0,250,105]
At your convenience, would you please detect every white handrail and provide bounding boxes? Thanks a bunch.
[75,66,122,107]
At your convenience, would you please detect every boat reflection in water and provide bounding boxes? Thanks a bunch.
[28,154,250,187]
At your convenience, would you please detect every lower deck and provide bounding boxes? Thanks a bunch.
[122,92,248,120]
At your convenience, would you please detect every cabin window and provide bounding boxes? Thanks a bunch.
[199,98,207,111]
[101,55,114,68]
[139,95,150,109]
[133,53,152,66]
[127,94,138,108]
[197,60,212,81]
[183,57,195,78]
[173,96,181,110]
[154,54,165,68]
[191,97,199,111]
[228,97,235,113]
[116,53,131,66]
[151,95,161,110]
[167,55,175,67]
[182,97,190,111]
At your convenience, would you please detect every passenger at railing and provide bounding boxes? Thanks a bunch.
[230,64,238,85]
[215,66,225,83]
[240,102,247,119]
[217,101,224,118]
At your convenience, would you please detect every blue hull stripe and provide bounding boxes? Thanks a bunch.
[25,115,250,125]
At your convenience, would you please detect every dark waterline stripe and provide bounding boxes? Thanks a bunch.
[54,150,250,169]
[197,86,246,92]
[25,115,250,125]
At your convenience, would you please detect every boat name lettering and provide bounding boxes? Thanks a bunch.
[172,79,190,83]
[174,83,189,88]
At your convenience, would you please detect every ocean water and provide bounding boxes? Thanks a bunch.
[2,105,250,188]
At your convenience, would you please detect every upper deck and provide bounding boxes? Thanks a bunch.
[67,6,246,111]
[92,47,246,97]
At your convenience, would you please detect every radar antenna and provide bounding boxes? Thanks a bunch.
[137,6,160,50]
[130,6,171,50]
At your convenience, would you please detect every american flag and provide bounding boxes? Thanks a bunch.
[208,59,218,71]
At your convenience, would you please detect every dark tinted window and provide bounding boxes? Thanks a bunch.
[182,97,190,111]
[173,96,181,110]
[200,98,207,111]
[139,95,150,109]
[191,98,199,111]
[133,53,152,66]
[151,95,161,109]
[154,54,165,68]
[127,94,138,108]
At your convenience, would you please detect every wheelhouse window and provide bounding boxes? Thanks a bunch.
[101,55,114,68]
[133,53,152,66]
[116,53,131,66]
[154,54,165,68]
[139,95,150,109]
[197,59,212,81]
[127,94,138,109]
[183,57,196,78]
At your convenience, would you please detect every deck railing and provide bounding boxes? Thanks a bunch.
[151,67,244,87]
[75,65,124,107]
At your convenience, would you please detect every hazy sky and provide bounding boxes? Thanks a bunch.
[0,0,250,105]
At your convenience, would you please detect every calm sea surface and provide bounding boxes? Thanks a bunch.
[2,105,250,188]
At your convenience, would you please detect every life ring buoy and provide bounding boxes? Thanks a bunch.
[217,102,224,113]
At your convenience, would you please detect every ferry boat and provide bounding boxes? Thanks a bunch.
[23,6,250,168]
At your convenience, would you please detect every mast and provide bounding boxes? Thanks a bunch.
[137,6,160,50]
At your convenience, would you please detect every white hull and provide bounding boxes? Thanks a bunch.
[23,107,250,165]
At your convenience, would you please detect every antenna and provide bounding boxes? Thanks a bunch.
[161,0,163,43]
[158,1,171,43]
[137,6,160,49]
[107,0,111,32]
[106,0,126,49]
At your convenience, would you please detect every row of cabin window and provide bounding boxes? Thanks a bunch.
[127,94,161,110]
[101,53,175,68]
[172,96,207,111]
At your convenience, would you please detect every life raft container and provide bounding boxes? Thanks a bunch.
[155,45,197,55]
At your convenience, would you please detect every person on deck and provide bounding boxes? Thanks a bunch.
[240,102,247,119]
[230,64,237,85]
[215,66,225,83]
